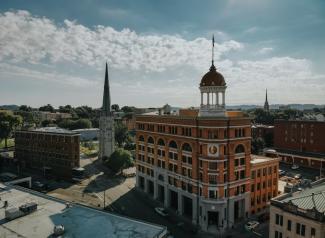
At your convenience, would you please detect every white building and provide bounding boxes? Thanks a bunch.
[269,179,325,238]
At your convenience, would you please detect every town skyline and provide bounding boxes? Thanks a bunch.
[1,0,325,108]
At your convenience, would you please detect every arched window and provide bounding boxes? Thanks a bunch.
[157,138,165,146]
[235,144,245,154]
[182,143,192,152]
[147,136,154,144]
[138,135,144,141]
[169,140,178,149]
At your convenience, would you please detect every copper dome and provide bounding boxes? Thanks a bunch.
[200,64,226,87]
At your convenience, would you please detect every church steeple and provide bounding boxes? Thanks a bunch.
[264,89,269,112]
[102,62,111,115]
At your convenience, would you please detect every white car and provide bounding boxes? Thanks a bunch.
[154,207,168,217]
[291,164,300,170]
[245,221,260,231]
[294,174,302,179]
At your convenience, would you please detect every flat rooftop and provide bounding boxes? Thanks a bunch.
[0,184,167,238]
[17,127,79,135]
[250,155,280,165]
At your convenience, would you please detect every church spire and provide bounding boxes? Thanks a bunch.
[102,62,111,115]
[264,88,269,112]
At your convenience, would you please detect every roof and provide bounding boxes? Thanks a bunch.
[281,182,325,213]
[29,127,79,135]
[0,184,167,238]
[102,62,111,115]
[200,64,226,87]
[250,155,280,166]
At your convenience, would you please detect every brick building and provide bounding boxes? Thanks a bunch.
[15,127,80,178]
[250,155,280,214]
[272,120,325,170]
[135,48,279,233]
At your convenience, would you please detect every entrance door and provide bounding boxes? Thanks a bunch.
[170,190,178,210]
[183,196,193,218]
[208,211,219,226]
[158,185,165,202]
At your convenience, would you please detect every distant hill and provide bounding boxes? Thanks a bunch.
[0,105,19,111]
[226,104,325,111]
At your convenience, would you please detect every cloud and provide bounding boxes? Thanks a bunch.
[244,26,259,34]
[0,10,324,106]
[0,10,242,72]
[258,47,273,54]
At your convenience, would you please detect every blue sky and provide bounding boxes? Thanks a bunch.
[0,0,324,108]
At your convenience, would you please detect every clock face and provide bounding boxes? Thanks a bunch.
[208,144,219,157]
[209,145,218,154]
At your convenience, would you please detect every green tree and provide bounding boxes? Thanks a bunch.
[121,106,135,113]
[251,137,266,154]
[114,122,128,147]
[58,118,92,130]
[111,104,120,112]
[58,105,73,113]
[105,148,133,172]
[19,105,32,112]
[0,111,22,148]
[39,104,55,112]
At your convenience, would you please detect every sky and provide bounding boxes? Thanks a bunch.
[0,0,324,108]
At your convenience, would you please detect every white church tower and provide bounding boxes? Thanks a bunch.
[99,62,115,160]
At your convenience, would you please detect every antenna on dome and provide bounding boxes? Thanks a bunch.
[212,34,215,66]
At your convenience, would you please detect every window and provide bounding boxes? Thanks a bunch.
[275,214,283,226]
[257,170,261,177]
[251,184,255,192]
[311,228,316,238]
[251,171,256,179]
[275,231,282,238]
[287,220,291,231]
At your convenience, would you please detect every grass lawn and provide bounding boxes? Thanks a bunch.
[0,138,15,149]
[80,141,99,157]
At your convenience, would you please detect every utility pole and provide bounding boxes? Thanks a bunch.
[103,190,106,209]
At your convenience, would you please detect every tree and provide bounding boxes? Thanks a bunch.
[121,106,135,113]
[58,118,92,130]
[105,148,133,172]
[111,104,120,112]
[114,122,128,147]
[41,119,52,127]
[39,104,54,112]
[251,137,265,154]
[58,105,73,113]
[19,105,32,112]
[0,111,22,148]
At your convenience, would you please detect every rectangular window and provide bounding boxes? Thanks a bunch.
[296,223,301,235]
[251,184,255,192]
[251,171,255,179]
[287,220,291,231]
[301,224,305,236]
[311,228,316,238]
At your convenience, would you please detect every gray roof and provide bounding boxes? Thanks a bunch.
[33,127,78,135]
[0,183,167,238]
[282,181,325,213]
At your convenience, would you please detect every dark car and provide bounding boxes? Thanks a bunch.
[32,181,49,192]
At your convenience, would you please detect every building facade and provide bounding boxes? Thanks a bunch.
[99,63,115,160]
[250,155,280,215]
[15,127,80,178]
[135,48,279,233]
[272,120,325,171]
[269,179,325,238]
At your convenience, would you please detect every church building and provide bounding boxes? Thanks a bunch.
[99,63,115,160]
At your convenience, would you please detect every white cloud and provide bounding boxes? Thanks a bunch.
[0,10,242,72]
[258,47,273,54]
[0,10,324,107]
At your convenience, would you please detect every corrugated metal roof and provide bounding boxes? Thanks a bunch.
[282,183,325,213]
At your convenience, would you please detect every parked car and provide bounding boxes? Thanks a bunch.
[291,164,300,170]
[294,174,302,179]
[245,221,260,231]
[278,170,286,176]
[32,181,49,192]
[154,207,169,217]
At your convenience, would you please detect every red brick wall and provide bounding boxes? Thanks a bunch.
[274,120,325,154]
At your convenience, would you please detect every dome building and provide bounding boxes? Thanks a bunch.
[199,63,227,117]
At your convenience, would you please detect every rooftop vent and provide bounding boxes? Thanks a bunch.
[53,225,65,236]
